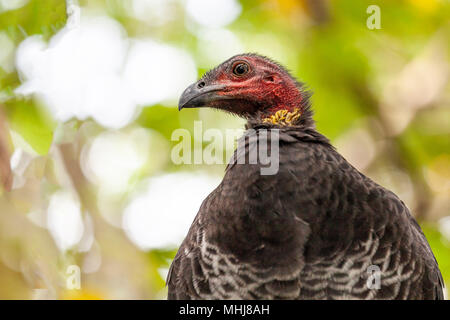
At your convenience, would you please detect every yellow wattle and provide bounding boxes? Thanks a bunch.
[262,108,301,126]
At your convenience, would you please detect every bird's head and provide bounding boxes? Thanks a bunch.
[178,53,312,126]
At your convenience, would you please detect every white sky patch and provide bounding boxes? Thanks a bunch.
[47,190,84,252]
[15,15,132,128]
[185,0,241,28]
[122,172,221,250]
[9,147,34,189]
[439,216,450,243]
[81,128,151,194]
[196,28,244,68]
[15,10,197,128]
[123,39,197,106]
[0,0,29,13]
[130,0,177,26]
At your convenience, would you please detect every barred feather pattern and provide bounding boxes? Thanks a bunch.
[167,125,444,300]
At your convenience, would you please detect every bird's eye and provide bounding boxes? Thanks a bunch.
[232,62,250,76]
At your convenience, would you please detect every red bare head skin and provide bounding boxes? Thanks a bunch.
[203,54,304,115]
[179,53,312,125]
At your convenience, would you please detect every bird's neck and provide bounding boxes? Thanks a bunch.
[258,81,311,126]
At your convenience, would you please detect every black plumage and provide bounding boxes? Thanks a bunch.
[167,54,444,300]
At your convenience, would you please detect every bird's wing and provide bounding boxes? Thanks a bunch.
[281,132,444,299]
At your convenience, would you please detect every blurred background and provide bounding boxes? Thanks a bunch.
[0,0,448,299]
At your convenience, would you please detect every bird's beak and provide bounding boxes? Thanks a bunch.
[178,82,227,111]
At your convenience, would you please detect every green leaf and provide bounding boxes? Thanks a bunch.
[0,0,67,42]
[5,99,55,155]
[147,249,177,291]
[422,223,450,288]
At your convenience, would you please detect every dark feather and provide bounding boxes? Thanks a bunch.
[167,125,444,300]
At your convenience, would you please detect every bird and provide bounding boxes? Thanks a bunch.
[167,53,444,300]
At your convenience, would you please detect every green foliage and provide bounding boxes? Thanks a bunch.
[147,249,177,293]
[0,0,66,42]
[0,0,66,155]
[137,105,184,141]
[5,99,55,155]
[422,224,450,285]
